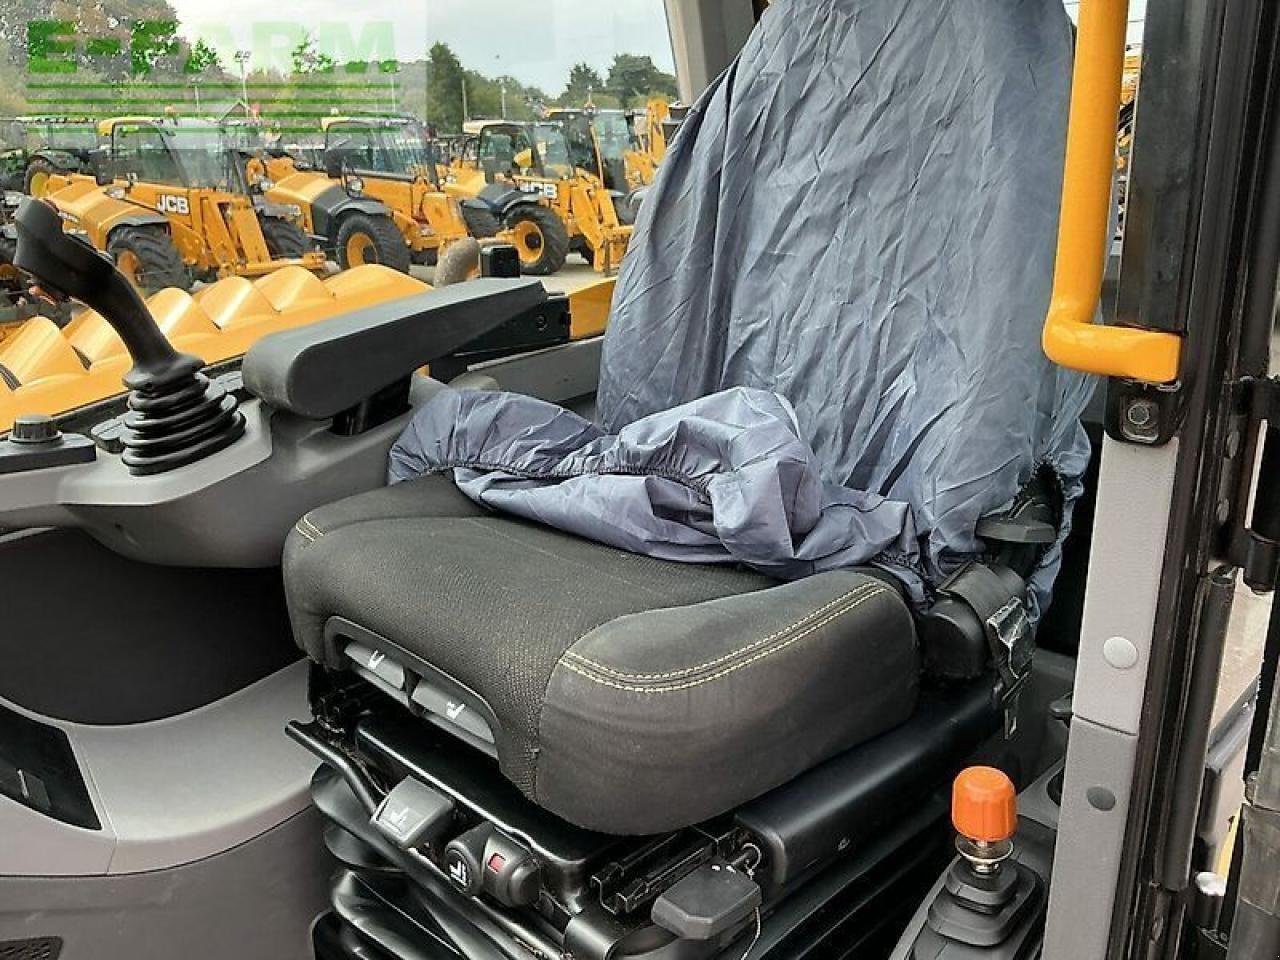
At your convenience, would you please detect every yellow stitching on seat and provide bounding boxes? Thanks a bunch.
[558,588,887,694]
[563,582,881,680]
[293,514,324,543]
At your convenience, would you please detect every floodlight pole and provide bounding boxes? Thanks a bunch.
[234,50,251,112]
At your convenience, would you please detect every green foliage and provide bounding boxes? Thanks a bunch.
[604,53,677,108]
[291,33,335,75]
[184,38,221,75]
[130,19,180,77]
[2,1,188,81]
[425,41,466,133]
[416,44,672,133]
[0,12,677,134]
[562,62,603,105]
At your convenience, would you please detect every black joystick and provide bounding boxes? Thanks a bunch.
[12,198,244,475]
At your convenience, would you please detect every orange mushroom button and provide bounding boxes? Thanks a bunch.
[952,766,1017,843]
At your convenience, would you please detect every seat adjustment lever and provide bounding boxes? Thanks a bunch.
[444,822,541,908]
[371,776,455,851]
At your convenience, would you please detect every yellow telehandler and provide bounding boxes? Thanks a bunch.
[309,116,502,272]
[229,122,414,273]
[42,117,325,292]
[448,119,631,274]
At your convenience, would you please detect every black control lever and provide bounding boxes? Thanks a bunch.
[13,198,244,474]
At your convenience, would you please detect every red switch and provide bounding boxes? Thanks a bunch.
[486,851,507,873]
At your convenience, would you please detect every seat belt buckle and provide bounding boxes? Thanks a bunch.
[986,597,1033,738]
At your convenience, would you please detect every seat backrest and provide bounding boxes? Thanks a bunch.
[599,0,1094,605]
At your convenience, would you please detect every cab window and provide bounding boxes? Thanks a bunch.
[114,125,181,185]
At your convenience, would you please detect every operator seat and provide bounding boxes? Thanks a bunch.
[285,0,1088,836]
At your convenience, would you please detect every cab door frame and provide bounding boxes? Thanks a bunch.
[1043,0,1280,956]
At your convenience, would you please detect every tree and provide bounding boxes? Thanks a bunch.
[562,62,603,106]
[605,54,677,107]
[184,37,221,75]
[425,42,466,133]
[291,33,335,75]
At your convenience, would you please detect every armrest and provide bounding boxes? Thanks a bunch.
[242,278,547,420]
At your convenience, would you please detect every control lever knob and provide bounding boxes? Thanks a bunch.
[443,823,491,896]
[9,414,59,445]
[952,766,1017,842]
[442,823,540,908]
[952,766,1016,874]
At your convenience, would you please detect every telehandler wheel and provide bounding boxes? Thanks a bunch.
[106,226,190,292]
[260,217,313,259]
[503,205,569,276]
[335,213,412,273]
[461,205,502,238]
[23,158,61,198]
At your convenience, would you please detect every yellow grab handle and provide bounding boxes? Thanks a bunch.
[1042,0,1182,383]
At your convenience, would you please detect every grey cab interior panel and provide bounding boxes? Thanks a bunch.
[0,339,604,570]
[0,527,296,725]
[0,806,329,960]
[0,662,314,877]
[1070,436,1180,736]
[1043,716,1138,960]
[1043,438,1181,959]
[663,0,757,102]
[471,336,603,405]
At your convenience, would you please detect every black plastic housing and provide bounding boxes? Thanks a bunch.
[241,278,547,421]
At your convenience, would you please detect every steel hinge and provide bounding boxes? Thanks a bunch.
[1224,376,1280,593]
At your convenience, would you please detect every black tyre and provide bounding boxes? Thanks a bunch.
[461,204,502,238]
[260,216,313,259]
[23,157,62,197]
[106,226,189,292]
[503,204,569,276]
[335,213,412,273]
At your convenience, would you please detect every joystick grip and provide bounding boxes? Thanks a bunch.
[12,198,199,388]
[11,198,244,474]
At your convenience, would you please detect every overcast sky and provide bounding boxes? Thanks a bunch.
[1063,0,1148,43]
[168,0,1147,89]
[170,0,676,92]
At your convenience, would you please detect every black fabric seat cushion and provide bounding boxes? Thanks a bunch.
[285,476,921,834]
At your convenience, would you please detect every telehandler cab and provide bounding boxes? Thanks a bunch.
[546,105,667,192]
[0,117,99,197]
[42,117,325,292]
[0,3,1278,960]
[0,190,72,346]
